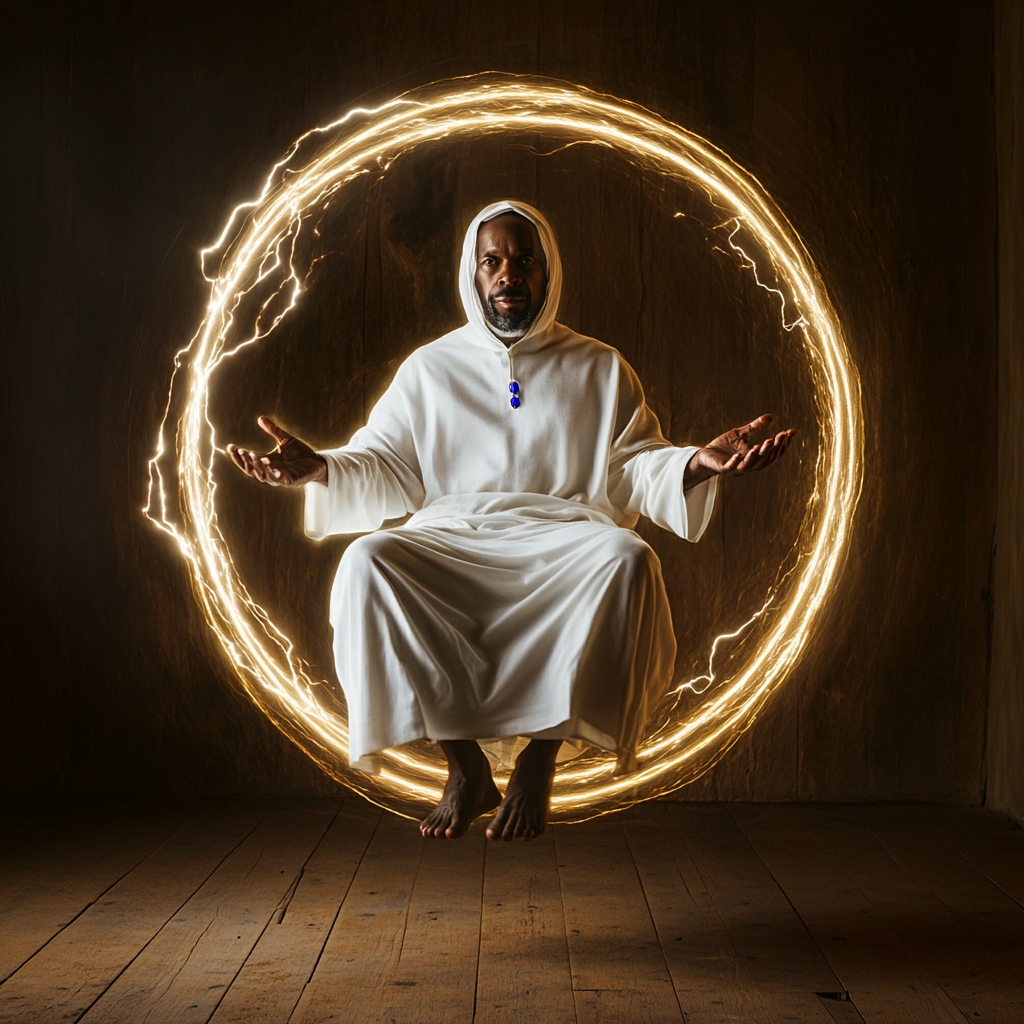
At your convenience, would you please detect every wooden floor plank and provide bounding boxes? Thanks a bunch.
[0,802,196,983]
[624,810,769,1024]
[78,800,339,1024]
[555,816,683,1024]
[474,828,576,1024]
[799,805,1024,1023]
[815,993,868,1024]
[366,823,486,1023]
[0,800,1018,1023]
[571,986,679,1023]
[208,800,381,1024]
[666,803,844,1024]
[0,800,192,908]
[915,806,1024,909]
[853,805,1024,988]
[0,801,268,1024]
[629,802,838,1023]
[730,804,966,1024]
[289,811,424,1024]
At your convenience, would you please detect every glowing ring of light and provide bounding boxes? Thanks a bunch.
[145,75,862,821]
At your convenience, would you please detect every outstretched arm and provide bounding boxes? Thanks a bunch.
[227,416,328,487]
[683,413,795,487]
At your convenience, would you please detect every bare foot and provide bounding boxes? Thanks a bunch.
[486,739,560,842]
[420,740,501,839]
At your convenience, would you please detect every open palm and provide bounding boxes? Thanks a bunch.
[687,414,796,483]
[227,416,327,487]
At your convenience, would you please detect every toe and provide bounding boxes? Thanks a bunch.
[421,808,452,839]
[486,806,509,841]
[445,815,469,840]
[514,813,535,840]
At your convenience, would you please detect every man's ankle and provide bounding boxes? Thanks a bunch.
[439,739,492,779]
[521,738,560,766]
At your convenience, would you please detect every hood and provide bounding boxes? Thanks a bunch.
[457,200,563,351]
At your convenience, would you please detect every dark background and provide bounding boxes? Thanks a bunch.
[2,1,1012,806]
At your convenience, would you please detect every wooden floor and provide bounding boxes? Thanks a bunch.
[0,799,1021,1023]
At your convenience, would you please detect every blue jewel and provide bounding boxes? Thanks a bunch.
[508,381,520,394]
[510,395,521,409]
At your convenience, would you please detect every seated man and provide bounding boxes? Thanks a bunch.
[228,201,793,842]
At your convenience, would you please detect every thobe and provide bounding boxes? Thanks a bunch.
[304,200,717,773]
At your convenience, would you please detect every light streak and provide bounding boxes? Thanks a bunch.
[143,74,863,822]
[675,596,773,696]
[722,218,808,332]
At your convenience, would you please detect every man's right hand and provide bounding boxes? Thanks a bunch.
[227,416,328,487]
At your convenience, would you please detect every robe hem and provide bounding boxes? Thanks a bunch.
[348,714,635,777]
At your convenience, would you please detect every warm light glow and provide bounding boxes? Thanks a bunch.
[144,75,862,821]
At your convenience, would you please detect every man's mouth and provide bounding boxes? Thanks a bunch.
[485,290,535,335]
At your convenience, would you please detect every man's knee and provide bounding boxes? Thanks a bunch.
[603,529,660,581]
[336,531,405,588]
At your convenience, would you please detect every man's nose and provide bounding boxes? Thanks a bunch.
[498,260,522,284]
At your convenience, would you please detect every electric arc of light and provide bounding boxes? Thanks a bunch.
[144,75,862,822]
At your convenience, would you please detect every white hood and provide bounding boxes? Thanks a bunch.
[457,200,563,351]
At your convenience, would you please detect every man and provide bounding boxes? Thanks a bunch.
[228,201,793,842]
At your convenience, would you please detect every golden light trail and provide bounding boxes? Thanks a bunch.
[674,596,774,696]
[144,74,863,822]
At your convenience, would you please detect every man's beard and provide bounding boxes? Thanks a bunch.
[485,291,535,338]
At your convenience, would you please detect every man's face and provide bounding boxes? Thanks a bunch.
[474,213,548,339]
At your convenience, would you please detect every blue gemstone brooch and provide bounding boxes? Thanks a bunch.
[509,380,521,409]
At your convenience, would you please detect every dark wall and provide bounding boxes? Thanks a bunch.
[987,0,1023,823]
[1,0,997,801]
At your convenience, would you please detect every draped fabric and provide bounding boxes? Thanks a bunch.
[304,201,717,772]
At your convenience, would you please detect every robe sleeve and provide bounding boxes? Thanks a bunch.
[303,357,427,539]
[607,357,718,542]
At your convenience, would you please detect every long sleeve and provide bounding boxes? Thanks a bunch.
[303,446,416,539]
[303,357,427,539]
[619,446,718,540]
[607,357,718,541]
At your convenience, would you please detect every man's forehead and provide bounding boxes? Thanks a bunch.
[476,213,543,253]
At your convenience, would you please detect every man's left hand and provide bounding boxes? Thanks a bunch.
[684,413,796,486]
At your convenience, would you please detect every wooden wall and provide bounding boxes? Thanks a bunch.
[987,0,1024,824]
[1,0,998,801]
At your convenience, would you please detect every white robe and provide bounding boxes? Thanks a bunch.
[304,201,717,772]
